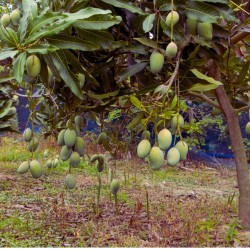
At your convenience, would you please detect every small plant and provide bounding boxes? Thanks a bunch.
[225,218,243,246]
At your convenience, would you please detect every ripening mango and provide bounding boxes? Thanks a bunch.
[149,146,164,170]
[166,11,179,27]
[158,128,172,150]
[197,22,213,41]
[171,114,184,132]
[246,122,250,134]
[137,139,151,159]
[150,51,164,74]
[18,161,29,174]
[186,17,198,35]
[23,128,32,142]
[26,55,41,78]
[175,141,188,160]
[110,179,120,195]
[60,145,72,161]
[74,137,85,156]
[10,9,20,26]
[57,129,66,146]
[97,132,107,144]
[1,13,10,27]
[64,128,77,148]
[70,151,80,167]
[30,160,43,179]
[166,42,178,59]
[167,147,180,166]
[27,137,39,152]
[65,174,76,189]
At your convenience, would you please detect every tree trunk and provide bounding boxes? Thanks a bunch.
[215,86,250,229]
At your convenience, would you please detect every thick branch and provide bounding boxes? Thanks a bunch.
[231,31,250,45]
[187,91,221,110]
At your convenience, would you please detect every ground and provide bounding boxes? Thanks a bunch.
[0,134,250,247]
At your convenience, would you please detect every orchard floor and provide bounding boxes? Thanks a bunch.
[1,134,250,247]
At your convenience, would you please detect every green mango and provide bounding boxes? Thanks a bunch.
[97,132,107,144]
[150,51,164,74]
[27,137,39,152]
[197,22,213,41]
[166,10,179,27]
[110,179,120,195]
[137,139,151,159]
[70,151,80,167]
[64,128,77,148]
[26,55,41,78]
[30,160,43,179]
[60,145,72,161]
[167,147,180,166]
[23,128,33,142]
[142,130,151,140]
[10,9,20,26]
[18,161,29,174]
[246,122,250,134]
[186,18,198,35]
[166,42,178,59]
[158,128,172,150]
[57,129,66,146]
[1,13,10,27]
[171,114,184,132]
[65,174,76,189]
[175,141,188,160]
[149,146,164,170]
[74,137,85,156]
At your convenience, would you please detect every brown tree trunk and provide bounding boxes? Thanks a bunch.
[211,63,250,228]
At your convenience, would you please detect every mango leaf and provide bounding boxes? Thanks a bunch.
[65,7,111,19]
[185,1,220,23]
[87,90,120,100]
[78,29,126,50]
[117,62,148,82]
[47,35,99,51]
[142,13,156,33]
[159,111,175,119]
[0,100,12,119]
[68,0,89,12]
[130,95,146,111]
[18,0,38,42]
[5,28,19,47]
[74,14,122,30]
[101,0,144,15]
[134,37,158,49]
[27,44,59,54]
[126,111,145,131]
[0,76,15,83]
[118,45,147,55]
[188,83,220,92]
[170,95,178,110]
[50,51,84,100]
[0,25,16,46]
[0,50,18,60]
[191,69,223,85]
[13,52,27,84]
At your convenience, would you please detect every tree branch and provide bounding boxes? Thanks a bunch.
[231,31,250,45]
[236,105,250,113]
[187,91,221,110]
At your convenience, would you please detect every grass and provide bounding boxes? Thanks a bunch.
[0,134,250,247]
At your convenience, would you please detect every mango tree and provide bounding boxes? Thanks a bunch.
[1,0,250,228]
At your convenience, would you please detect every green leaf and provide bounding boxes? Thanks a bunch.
[0,100,12,119]
[101,0,144,14]
[191,69,223,85]
[118,45,147,55]
[74,14,122,30]
[0,25,16,46]
[188,83,220,92]
[159,111,175,119]
[117,62,148,82]
[87,90,120,100]
[25,12,75,44]
[27,44,59,54]
[0,76,15,83]
[170,95,178,110]
[142,13,156,33]
[50,51,84,100]
[13,52,27,84]
[130,95,146,111]
[47,34,99,51]
[134,37,158,49]
[126,111,145,131]
[185,1,220,23]
[5,28,19,47]
[18,0,38,42]
[0,50,18,60]
[66,7,111,19]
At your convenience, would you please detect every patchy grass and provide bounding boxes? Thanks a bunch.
[0,134,250,247]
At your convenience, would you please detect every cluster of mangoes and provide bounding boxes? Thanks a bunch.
[17,128,43,178]
[137,115,188,169]
[43,150,59,168]
[57,115,85,189]
[149,10,180,74]
[0,9,21,27]
[186,17,213,41]
[246,122,250,135]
